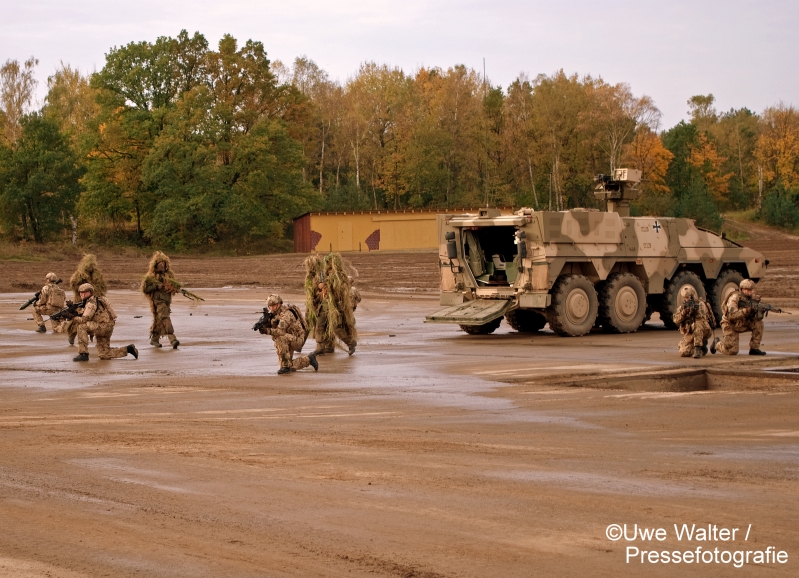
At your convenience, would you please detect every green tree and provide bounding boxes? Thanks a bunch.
[0,114,83,242]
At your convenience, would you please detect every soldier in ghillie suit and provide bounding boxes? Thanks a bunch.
[71,283,138,362]
[33,272,66,333]
[66,255,108,346]
[672,285,715,358]
[304,253,358,355]
[258,294,318,375]
[711,279,766,356]
[141,251,182,349]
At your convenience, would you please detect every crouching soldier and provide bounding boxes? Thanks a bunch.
[33,273,66,333]
[712,279,766,356]
[257,294,318,375]
[71,283,138,362]
[673,285,715,359]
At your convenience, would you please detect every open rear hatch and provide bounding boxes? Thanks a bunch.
[425,299,512,325]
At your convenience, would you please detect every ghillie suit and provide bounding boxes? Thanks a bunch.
[304,253,358,355]
[66,255,107,345]
[141,251,183,348]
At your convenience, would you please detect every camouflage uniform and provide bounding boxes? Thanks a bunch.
[672,286,715,358]
[33,273,66,333]
[66,255,107,346]
[716,289,764,355]
[73,292,133,360]
[141,253,180,348]
[312,281,357,354]
[260,299,314,372]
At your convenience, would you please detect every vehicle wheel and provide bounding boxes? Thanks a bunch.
[708,269,744,327]
[506,309,547,332]
[459,316,503,335]
[598,273,646,333]
[640,305,653,328]
[546,275,598,337]
[658,270,706,330]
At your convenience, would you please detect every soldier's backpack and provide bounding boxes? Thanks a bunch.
[721,291,741,317]
[287,303,308,352]
[50,285,66,308]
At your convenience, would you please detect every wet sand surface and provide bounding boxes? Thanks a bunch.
[1,287,799,577]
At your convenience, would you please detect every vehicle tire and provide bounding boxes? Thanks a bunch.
[598,272,647,333]
[458,316,503,335]
[546,275,598,337]
[506,309,547,332]
[708,269,744,327]
[640,305,653,328]
[658,270,706,330]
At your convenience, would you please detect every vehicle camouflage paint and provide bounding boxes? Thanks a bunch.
[425,169,768,336]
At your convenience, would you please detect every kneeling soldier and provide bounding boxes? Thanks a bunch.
[712,278,765,356]
[258,294,318,375]
[33,273,66,333]
[672,285,715,358]
[71,283,138,362]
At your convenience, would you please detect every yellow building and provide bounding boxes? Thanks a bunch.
[293,208,513,253]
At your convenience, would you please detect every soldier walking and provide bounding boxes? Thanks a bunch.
[712,279,766,356]
[141,251,182,348]
[71,284,138,362]
[32,273,66,333]
[305,254,358,356]
[672,285,715,358]
[257,294,318,375]
[66,255,107,346]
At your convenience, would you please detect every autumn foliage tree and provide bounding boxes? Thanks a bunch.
[4,31,799,247]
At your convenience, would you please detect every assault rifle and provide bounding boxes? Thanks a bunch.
[740,298,790,320]
[19,279,62,310]
[252,308,273,332]
[180,289,205,302]
[683,298,702,313]
[50,299,86,322]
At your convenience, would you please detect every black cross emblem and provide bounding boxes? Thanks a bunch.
[653,220,661,233]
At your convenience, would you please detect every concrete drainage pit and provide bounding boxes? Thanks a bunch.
[529,364,799,393]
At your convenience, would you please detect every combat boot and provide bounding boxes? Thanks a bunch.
[309,353,318,371]
[749,348,766,356]
[35,325,46,333]
[168,334,179,349]
[277,367,291,375]
[710,337,719,354]
[73,353,89,362]
[150,334,162,347]
[126,344,139,359]
[348,342,357,356]
[692,346,702,359]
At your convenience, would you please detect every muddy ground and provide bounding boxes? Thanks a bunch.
[1,222,799,577]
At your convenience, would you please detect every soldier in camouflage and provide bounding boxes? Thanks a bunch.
[66,255,107,346]
[312,279,357,355]
[33,272,66,333]
[259,294,318,375]
[141,251,181,349]
[711,279,766,356]
[672,285,715,358]
[71,283,138,362]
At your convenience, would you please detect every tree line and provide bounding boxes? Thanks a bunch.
[1,30,798,250]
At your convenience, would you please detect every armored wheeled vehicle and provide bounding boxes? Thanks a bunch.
[425,169,768,336]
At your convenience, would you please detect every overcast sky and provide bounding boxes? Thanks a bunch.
[2,0,796,128]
